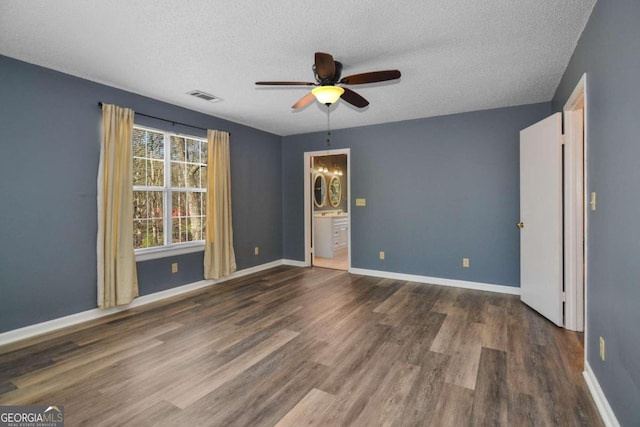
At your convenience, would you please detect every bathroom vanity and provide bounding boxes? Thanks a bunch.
[314,211,348,258]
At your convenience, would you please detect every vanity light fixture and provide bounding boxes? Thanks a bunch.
[316,163,329,174]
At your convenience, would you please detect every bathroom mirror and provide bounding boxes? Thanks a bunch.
[329,176,341,207]
[313,174,327,207]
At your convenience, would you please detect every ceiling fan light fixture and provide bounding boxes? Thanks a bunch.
[312,86,344,105]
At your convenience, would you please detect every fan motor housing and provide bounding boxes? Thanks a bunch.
[314,61,343,85]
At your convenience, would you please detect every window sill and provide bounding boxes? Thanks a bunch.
[135,242,205,262]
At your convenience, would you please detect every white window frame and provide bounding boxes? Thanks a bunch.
[133,125,207,262]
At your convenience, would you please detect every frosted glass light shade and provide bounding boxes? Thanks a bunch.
[312,86,345,104]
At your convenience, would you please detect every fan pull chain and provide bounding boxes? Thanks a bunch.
[326,105,331,147]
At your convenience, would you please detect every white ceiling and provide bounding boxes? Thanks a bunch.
[0,0,596,136]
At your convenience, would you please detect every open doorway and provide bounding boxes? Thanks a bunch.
[304,149,350,271]
[564,74,587,334]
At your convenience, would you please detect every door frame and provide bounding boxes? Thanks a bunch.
[563,73,588,334]
[303,148,351,270]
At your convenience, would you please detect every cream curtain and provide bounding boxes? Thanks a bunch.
[204,130,237,279]
[97,103,139,308]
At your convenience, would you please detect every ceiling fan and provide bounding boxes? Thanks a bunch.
[255,52,401,109]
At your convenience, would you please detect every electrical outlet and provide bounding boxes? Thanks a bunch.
[599,337,605,361]
[254,247,259,255]
[379,251,385,260]
[462,258,470,268]
[171,263,178,274]
[590,192,597,211]
[356,198,366,207]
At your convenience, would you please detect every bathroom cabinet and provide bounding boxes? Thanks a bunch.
[314,215,348,258]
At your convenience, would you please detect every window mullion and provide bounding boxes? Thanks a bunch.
[164,133,171,247]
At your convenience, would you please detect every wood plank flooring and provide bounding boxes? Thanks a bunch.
[0,266,603,426]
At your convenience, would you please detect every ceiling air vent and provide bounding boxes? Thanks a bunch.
[187,90,222,103]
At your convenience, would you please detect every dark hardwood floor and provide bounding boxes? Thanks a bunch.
[0,266,603,426]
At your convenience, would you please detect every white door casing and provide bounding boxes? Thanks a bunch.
[563,73,587,333]
[519,113,563,326]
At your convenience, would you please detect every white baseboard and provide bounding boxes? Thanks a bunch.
[282,259,307,267]
[0,260,284,347]
[349,267,520,295]
[583,362,620,427]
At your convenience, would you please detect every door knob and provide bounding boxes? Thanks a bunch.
[517,222,524,229]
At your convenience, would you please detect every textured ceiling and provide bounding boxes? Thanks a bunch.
[0,0,595,136]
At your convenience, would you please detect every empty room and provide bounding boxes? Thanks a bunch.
[0,1,638,426]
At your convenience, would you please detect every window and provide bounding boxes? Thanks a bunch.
[132,126,207,259]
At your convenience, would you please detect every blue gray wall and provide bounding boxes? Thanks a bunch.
[552,1,640,425]
[283,103,551,287]
[0,55,282,333]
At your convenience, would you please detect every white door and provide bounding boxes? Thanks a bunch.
[519,113,563,326]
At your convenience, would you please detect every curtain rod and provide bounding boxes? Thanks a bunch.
[97,102,230,135]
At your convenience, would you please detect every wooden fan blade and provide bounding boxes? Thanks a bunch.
[339,70,401,85]
[341,88,369,108]
[315,52,336,80]
[292,92,316,109]
[255,81,316,86]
